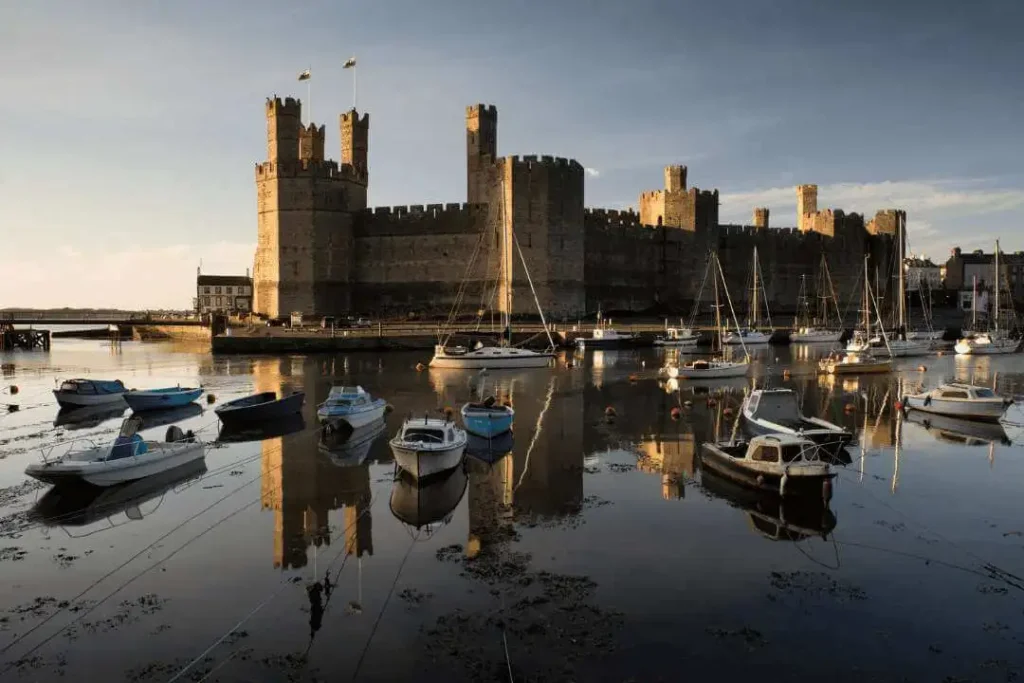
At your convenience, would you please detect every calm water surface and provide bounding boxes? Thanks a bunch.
[1,339,1023,682]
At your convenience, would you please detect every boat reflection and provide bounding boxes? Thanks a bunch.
[29,459,207,531]
[318,417,388,467]
[700,467,837,541]
[904,410,1010,446]
[465,430,514,465]
[53,403,128,430]
[217,413,306,443]
[134,403,204,432]
[389,464,468,531]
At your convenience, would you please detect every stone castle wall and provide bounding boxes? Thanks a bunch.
[253,98,901,322]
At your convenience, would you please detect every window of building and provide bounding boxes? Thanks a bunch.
[204,286,211,294]
[215,286,222,294]
[226,286,233,295]
[203,296,210,306]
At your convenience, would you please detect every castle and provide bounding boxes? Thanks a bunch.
[253,98,904,320]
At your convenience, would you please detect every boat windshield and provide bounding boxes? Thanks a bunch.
[60,381,86,393]
[751,392,800,422]
[781,445,806,463]
[973,388,996,398]
[403,428,445,443]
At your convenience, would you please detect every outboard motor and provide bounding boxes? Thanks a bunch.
[166,425,185,443]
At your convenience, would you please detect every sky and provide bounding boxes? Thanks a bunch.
[2,0,1022,309]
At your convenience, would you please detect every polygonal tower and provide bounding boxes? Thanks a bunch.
[466,104,497,204]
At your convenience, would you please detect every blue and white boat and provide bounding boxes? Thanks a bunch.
[460,398,514,438]
[124,386,203,412]
[317,386,387,430]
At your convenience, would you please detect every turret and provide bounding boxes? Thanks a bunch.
[266,97,301,162]
[340,109,369,174]
[299,123,325,163]
[753,207,769,229]
[796,184,818,231]
[466,104,498,204]
[664,165,687,193]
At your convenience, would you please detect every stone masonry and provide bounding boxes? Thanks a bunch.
[252,97,901,320]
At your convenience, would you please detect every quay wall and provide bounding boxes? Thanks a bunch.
[133,324,213,343]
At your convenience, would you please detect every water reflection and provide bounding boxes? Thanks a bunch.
[389,465,468,531]
[30,459,207,531]
[700,467,837,541]
[319,418,387,467]
[217,413,306,443]
[53,403,128,430]
[904,410,1010,446]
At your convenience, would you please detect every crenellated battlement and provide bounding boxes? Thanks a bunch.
[266,96,301,115]
[354,202,488,238]
[341,109,369,126]
[466,104,497,118]
[504,154,583,171]
[583,207,645,232]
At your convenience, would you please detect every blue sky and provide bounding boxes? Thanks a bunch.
[2,0,1022,308]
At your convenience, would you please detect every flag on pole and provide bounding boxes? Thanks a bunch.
[297,69,311,81]
[342,57,357,69]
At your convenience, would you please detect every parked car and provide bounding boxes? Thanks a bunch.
[266,316,288,328]
[321,316,336,329]
[353,317,372,328]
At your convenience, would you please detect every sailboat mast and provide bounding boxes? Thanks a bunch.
[864,256,871,339]
[713,259,722,352]
[995,240,1001,333]
[897,216,906,337]
[751,246,759,328]
[972,275,978,330]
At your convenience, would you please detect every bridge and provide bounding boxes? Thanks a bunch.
[0,312,206,327]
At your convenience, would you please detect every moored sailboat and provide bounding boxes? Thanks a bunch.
[789,255,844,343]
[955,241,1019,355]
[675,252,750,379]
[723,246,772,345]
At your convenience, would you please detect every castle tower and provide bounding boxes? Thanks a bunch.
[266,97,301,162]
[753,207,769,229]
[796,184,818,231]
[298,123,325,163]
[466,104,498,204]
[340,109,369,210]
[664,165,687,193]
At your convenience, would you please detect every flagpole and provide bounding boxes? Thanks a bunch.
[307,65,312,125]
[352,65,357,110]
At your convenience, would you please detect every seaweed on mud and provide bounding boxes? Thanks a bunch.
[0,480,46,507]
[399,588,433,606]
[65,594,169,640]
[124,656,214,682]
[706,626,769,650]
[419,546,624,681]
[0,546,27,562]
[0,511,33,539]
[768,571,868,603]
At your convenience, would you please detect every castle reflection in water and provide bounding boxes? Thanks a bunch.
[245,349,940,569]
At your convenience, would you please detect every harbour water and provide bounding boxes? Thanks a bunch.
[1,339,1023,682]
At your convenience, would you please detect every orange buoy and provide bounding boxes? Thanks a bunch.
[670,407,681,420]
[844,403,855,413]
[782,369,791,380]
[415,363,426,372]
[206,393,216,404]
[936,351,944,357]
[707,398,717,407]
[628,374,639,383]
[385,403,394,413]
[604,406,616,417]
[444,406,454,418]
[918,365,927,372]
[9,385,18,395]
[723,407,734,417]
[894,401,903,411]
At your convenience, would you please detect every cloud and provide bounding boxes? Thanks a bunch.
[0,241,254,310]
[584,167,600,178]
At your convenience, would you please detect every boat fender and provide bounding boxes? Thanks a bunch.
[756,474,765,487]
[8,385,18,395]
[822,479,833,503]
[207,393,216,404]
[683,400,693,408]
[779,469,789,496]
[384,403,394,413]
[923,395,932,407]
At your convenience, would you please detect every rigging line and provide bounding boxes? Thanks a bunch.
[0,429,320,663]
[349,530,420,682]
[168,490,381,683]
[834,470,1024,591]
[509,228,556,350]
[1,497,260,673]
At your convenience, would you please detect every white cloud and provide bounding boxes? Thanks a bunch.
[0,241,254,310]
[585,167,600,178]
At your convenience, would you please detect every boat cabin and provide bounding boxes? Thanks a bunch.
[401,420,458,445]
[745,390,803,428]
[664,328,693,341]
[58,379,125,395]
[325,386,370,408]
[719,435,819,464]
[932,383,997,400]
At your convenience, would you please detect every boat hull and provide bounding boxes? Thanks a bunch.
[575,338,637,350]
[886,340,933,357]
[460,407,514,438]
[790,330,842,343]
[53,391,126,408]
[318,401,387,430]
[741,416,851,457]
[904,395,1008,421]
[654,338,699,347]
[955,338,1019,355]
[723,333,770,345]
[700,444,834,498]
[676,362,749,379]
[390,442,466,479]
[124,388,203,412]
[429,350,554,369]
[215,391,305,425]
[25,442,206,487]
[821,357,892,375]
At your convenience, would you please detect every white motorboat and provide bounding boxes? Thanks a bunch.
[429,178,557,370]
[53,378,127,408]
[575,322,636,350]
[741,388,852,455]
[885,338,933,357]
[700,434,835,499]
[903,383,1011,421]
[390,415,467,479]
[317,385,387,429]
[998,402,1024,443]
[654,326,698,347]
[790,327,842,343]
[24,417,206,487]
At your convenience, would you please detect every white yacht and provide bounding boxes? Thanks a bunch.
[903,383,1011,421]
[390,415,467,479]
